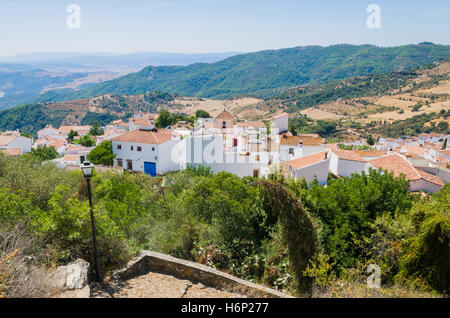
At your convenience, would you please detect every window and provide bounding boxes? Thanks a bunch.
[117,159,123,167]
[289,148,294,155]
[131,146,134,151]
[137,146,142,152]
[127,161,133,170]
[117,144,122,150]
[253,169,260,178]
[152,147,155,151]
[222,121,226,129]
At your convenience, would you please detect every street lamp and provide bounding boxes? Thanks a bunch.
[80,161,102,283]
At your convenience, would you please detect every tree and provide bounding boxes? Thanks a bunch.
[67,130,78,142]
[155,110,173,128]
[76,135,95,147]
[89,121,104,136]
[437,121,449,133]
[195,109,211,118]
[256,180,318,297]
[27,146,59,161]
[443,138,448,150]
[367,135,375,146]
[87,141,116,166]
[397,185,450,293]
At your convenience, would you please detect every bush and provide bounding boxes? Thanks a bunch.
[397,186,450,293]
[87,141,116,166]
[0,224,53,298]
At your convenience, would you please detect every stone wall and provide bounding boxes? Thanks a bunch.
[113,250,292,298]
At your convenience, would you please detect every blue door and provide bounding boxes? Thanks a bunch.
[144,162,157,177]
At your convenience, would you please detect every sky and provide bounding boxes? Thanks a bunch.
[0,0,449,57]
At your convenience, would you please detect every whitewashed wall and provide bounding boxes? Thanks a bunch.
[292,158,330,185]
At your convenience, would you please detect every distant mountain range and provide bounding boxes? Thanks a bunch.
[1,58,449,137]
[0,51,241,72]
[0,51,241,109]
[31,43,450,103]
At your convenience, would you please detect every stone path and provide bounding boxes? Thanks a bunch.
[87,271,247,298]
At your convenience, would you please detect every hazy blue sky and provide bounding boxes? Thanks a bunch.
[0,0,449,57]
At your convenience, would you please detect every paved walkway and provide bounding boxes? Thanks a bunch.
[86,271,247,298]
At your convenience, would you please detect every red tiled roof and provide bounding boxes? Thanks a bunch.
[289,150,329,170]
[237,121,266,128]
[59,126,91,133]
[417,169,445,186]
[111,129,172,145]
[280,135,324,146]
[353,150,387,157]
[402,146,427,156]
[369,154,420,180]
[369,153,445,186]
[1,148,23,156]
[62,155,79,162]
[0,136,16,146]
[331,149,367,163]
[215,110,235,120]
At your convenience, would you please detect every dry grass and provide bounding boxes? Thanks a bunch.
[0,224,53,298]
[313,280,442,298]
[300,108,342,120]
[170,97,262,118]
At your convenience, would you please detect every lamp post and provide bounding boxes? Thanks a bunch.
[80,161,102,283]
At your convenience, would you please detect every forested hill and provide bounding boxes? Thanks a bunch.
[33,43,450,102]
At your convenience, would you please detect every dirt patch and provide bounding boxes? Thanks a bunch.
[171,97,262,118]
[300,108,342,120]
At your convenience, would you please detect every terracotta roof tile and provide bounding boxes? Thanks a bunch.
[0,136,16,146]
[62,155,79,162]
[289,150,329,170]
[280,135,324,146]
[417,169,445,186]
[369,154,420,180]
[237,121,266,128]
[59,126,91,133]
[1,148,23,156]
[215,110,235,120]
[112,129,172,145]
[352,150,387,157]
[402,146,427,156]
[331,149,367,163]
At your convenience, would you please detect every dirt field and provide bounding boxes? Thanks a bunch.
[171,97,262,118]
[300,107,342,120]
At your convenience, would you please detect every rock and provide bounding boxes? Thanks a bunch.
[51,259,90,290]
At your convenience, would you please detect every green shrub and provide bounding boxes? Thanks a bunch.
[397,186,450,293]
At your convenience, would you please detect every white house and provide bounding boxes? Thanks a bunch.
[0,135,32,154]
[279,135,326,162]
[329,148,369,177]
[58,125,92,137]
[286,150,330,185]
[111,129,179,176]
[180,135,270,178]
[37,126,60,140]
[270,113,289,134]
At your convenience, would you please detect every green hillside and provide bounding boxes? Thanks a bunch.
[33,43,450,102]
